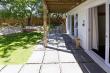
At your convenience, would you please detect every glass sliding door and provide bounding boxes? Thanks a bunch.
[108,1,110,63]
[72,15,74,35]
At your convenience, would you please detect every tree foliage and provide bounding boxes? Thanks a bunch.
[0,0,43,23]
[49,13,64,26]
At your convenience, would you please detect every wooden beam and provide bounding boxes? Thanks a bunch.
[69,0,86,11]
[45,0,81,3]
[44,0,86,13]
[46,1,75,5]
[47,5,72,13]
[48,9,69,13]
[43,1,48,47]
[45,0,86,3]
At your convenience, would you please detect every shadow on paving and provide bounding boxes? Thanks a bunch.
[46,46,71,54]
[62,34,106,73]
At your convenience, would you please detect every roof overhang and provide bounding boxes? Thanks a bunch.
[44,0,86,13]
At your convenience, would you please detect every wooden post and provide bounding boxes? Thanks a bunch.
[43,2,48,47]
[48,14,51,31]
[64,18,66,33]
[63,15,66,33]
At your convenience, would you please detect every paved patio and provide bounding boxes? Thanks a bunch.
[0,34,106,73]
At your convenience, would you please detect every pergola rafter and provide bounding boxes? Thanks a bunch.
[44,0,86,13]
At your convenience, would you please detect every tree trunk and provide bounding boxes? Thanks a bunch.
[28,14,32,26]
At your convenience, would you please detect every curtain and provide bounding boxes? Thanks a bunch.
[66,15,72,35]
[92,7,99,50]
[74,14,78,37]
[66,15,70,34]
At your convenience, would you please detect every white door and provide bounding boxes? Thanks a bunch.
[105,0,110,66]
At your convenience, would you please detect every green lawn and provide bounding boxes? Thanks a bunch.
[0,32,43,64]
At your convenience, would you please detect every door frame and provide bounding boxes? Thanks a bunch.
[105,0,110,67]
[72,15,74,35]
[88,3,110,64]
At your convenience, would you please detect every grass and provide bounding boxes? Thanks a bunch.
[0,31,43,64]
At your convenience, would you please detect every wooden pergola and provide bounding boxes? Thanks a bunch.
[43,0,86,46]
[44,0,86,13]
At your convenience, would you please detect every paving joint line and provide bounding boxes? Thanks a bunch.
[39,47,46,73]
[18,65,25,73]
[33,50,46,51]
[58,51,63,73]
[26,63,43,64]
[43,62,59,64]
[57,39,63,73]
[0,65,7,72]
[60,62,77,63]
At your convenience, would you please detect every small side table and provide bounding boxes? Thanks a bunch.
[75,37,80,48]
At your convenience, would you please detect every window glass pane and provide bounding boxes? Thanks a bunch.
[109,5,110,63]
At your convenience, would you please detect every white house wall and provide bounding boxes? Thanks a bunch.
[67,0,106,50]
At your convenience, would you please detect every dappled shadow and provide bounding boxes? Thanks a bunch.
[0,32,43,60]
[62,34,106,73]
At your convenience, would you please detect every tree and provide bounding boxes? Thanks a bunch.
[0,0,43,26]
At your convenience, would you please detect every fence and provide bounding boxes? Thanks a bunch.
[0,17,66,35]
[0,17,43,26]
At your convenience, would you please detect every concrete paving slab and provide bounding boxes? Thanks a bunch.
[72,50,93,63]
[79,63,106,73]
[61,63,83,73]
[48,43,58,47]
[34,44,45,51]
[41,64,60,73]
[0,65,22,73]
[72,50,85,54]
[19,64,41,73]
[48,39,55,42]
[45,48,55,51]
[43,51,59,63]
[58,42,68,51]
[58,46,68,51]
[48,40,58,44]
[0,34,106,73]
[59,51,77,63]
[58,42,66,47]
[27,51,44,63]
[0,65,5,71]
[47,43,58,48]
[57,41,63,44]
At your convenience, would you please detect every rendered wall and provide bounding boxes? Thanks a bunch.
[67,0,106,50]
